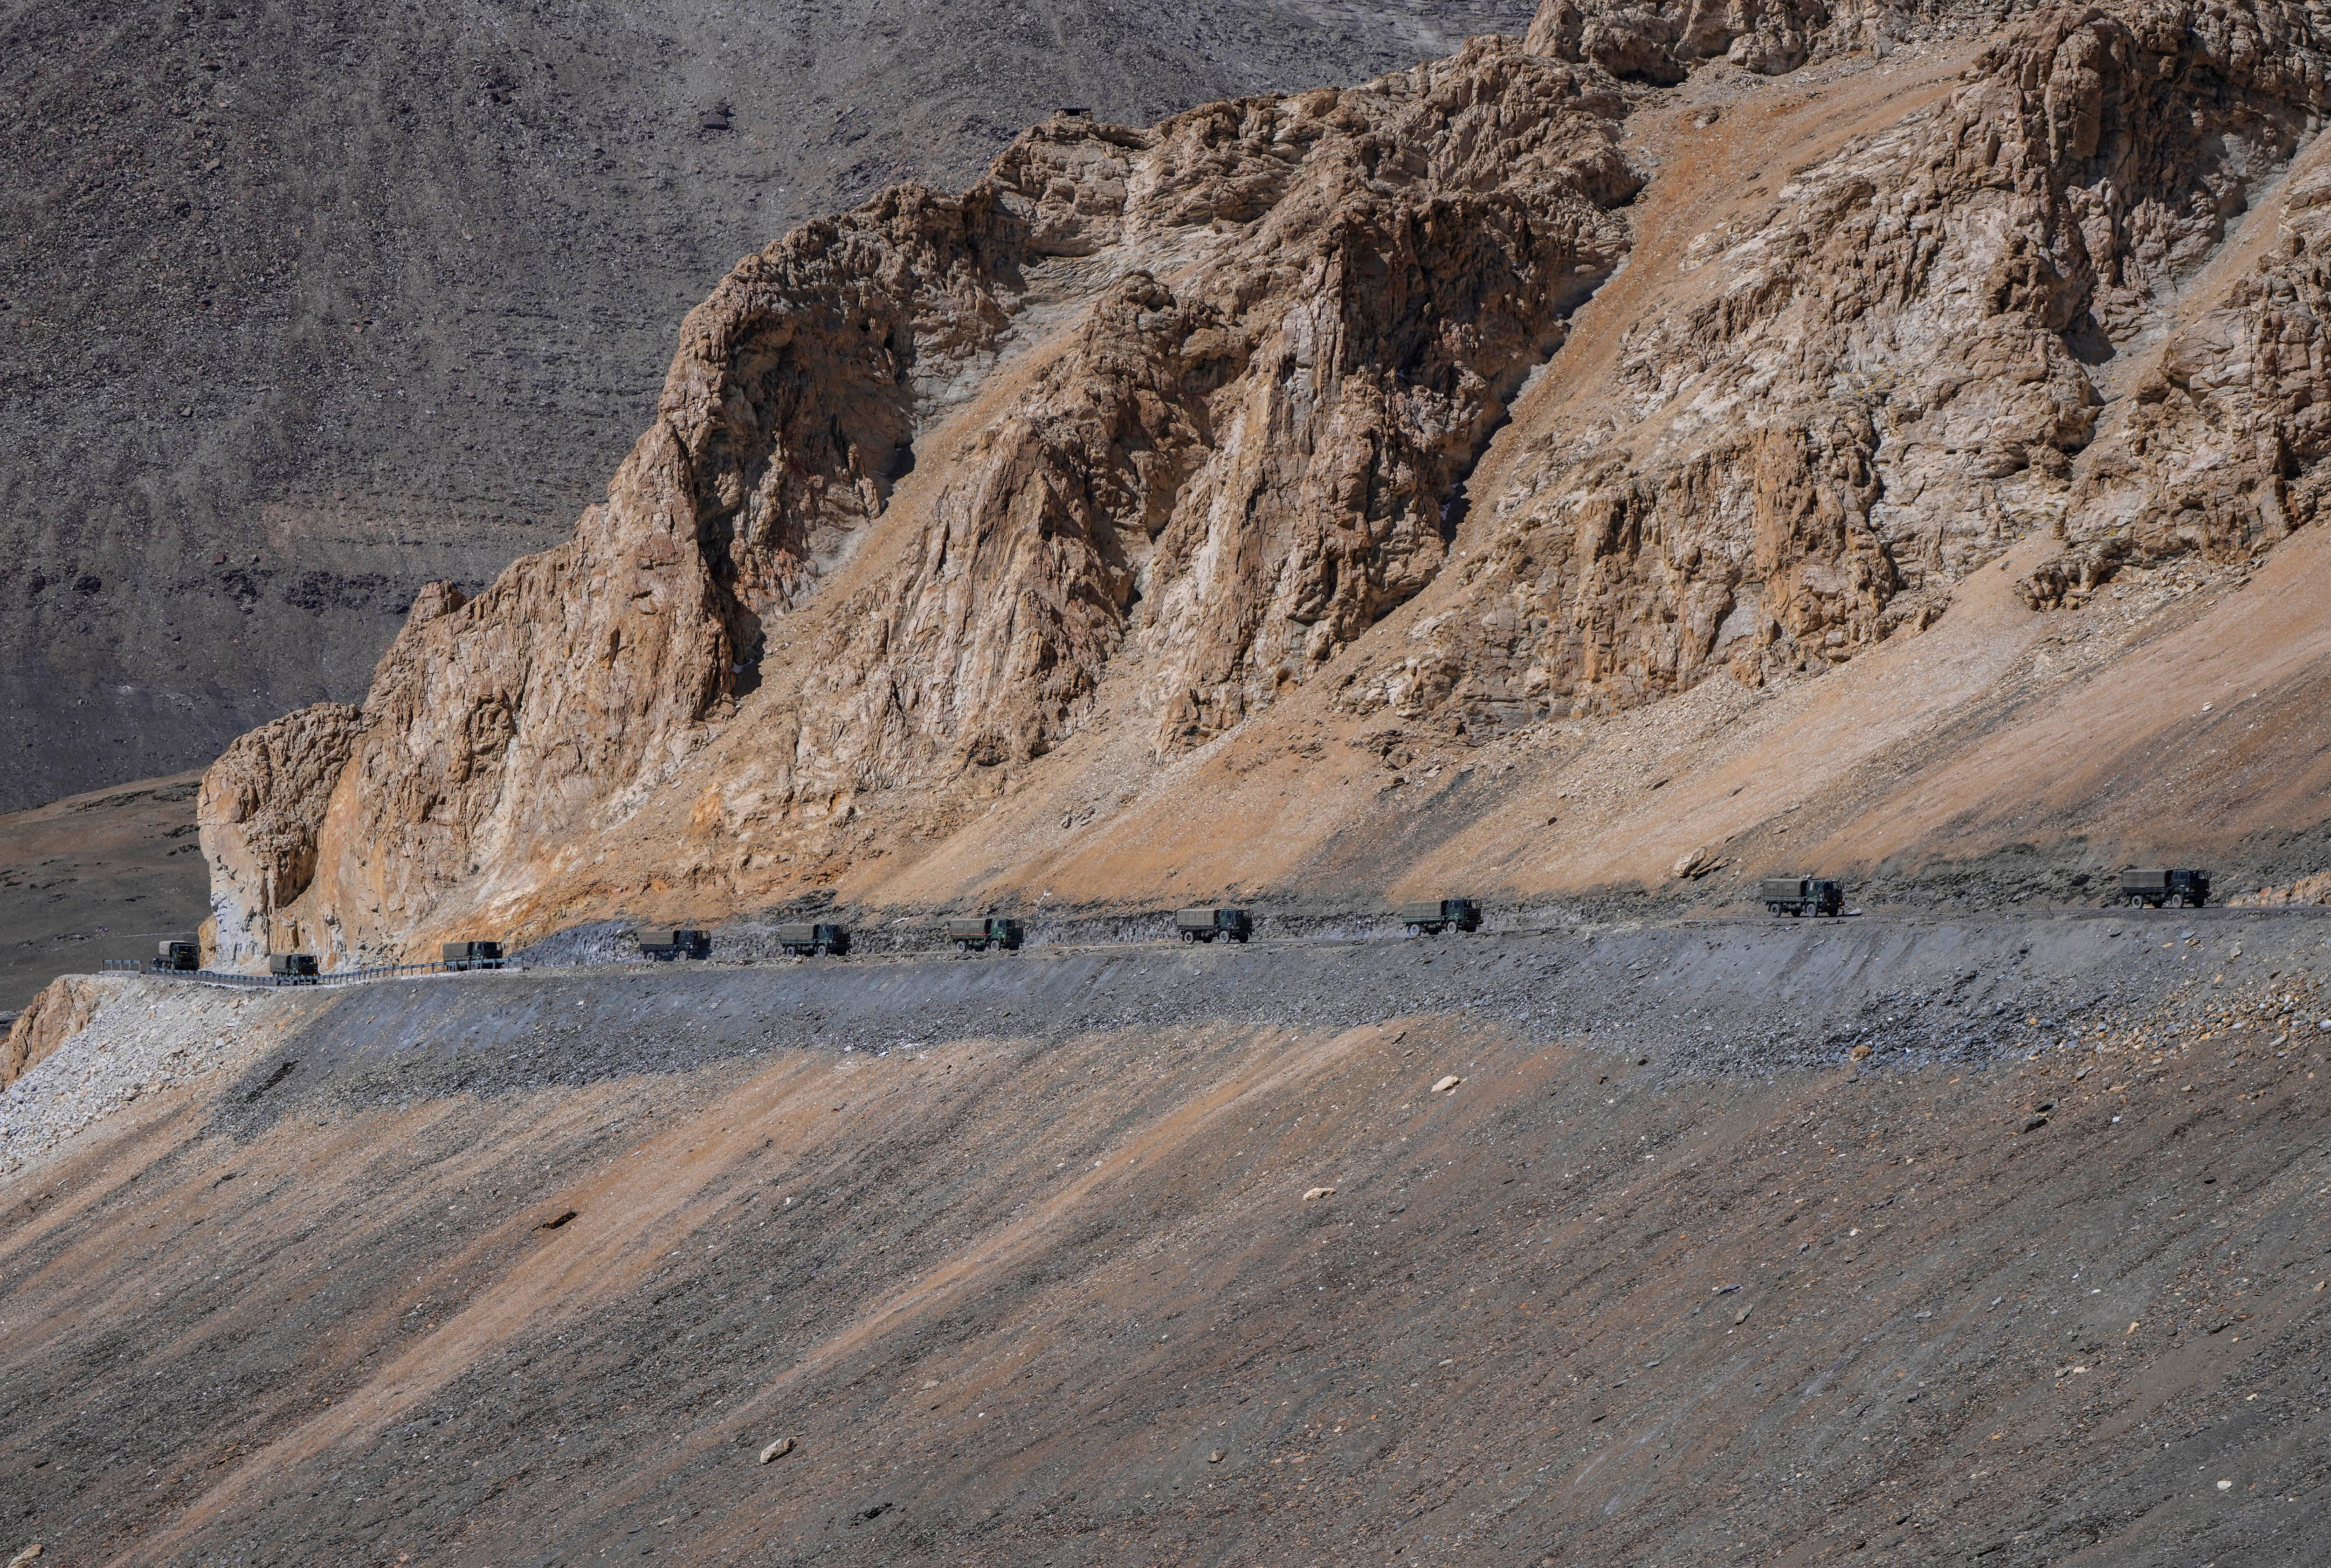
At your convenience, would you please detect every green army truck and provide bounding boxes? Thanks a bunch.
[777,922,849,957]
[637,928,712,960]
[2119,868,2209,908]
[945,917,1022,952]
[1760,876,1843,918]
[1397,898,1481,936]
[1175,908,1251,944]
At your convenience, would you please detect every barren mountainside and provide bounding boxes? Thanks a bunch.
[0,0,1535,812]
[200,0,2331,968]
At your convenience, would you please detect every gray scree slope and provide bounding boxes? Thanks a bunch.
[0,0,1534,812]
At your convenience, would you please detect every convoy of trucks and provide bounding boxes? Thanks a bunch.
[139,860,2228,986]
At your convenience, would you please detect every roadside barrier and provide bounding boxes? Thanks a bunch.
[99,959,504,990]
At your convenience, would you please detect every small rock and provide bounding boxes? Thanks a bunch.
[759,1436,795,1464]
[8,1546,42,1568]
[1713,1282,1741,1294]
[1734,1303,1753,1325]
[1208,1450,1224,1464]
[1303,1186,1335,1202]
[2019,1115,2049,1133]
[1849,1043,1872,1060]
[2216,1479,2233,1492]
[1432,1075,1462,1093]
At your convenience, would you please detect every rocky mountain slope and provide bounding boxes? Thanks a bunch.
[0,0,1535,814]
[192,0,2331,971]
[3,910,2325,1563]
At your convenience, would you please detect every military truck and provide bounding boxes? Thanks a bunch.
[1175,907,1251,944]
[945,917,1022,953]
[637,927,712,960]
[1397,898,1481,936]
[441,940,505,971]
[267,953,320,983]
[2119,868,2210,908]
[777,922,849,957]
[152,939,200,973]
[1760,875,1843,918]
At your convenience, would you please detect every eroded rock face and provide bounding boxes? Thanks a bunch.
[203,40,1640,964]
[199,703,369,966]
[2027,128,2331,607]
[199,0,2331,960]
[3,975,108,1086]
[1358,0,2331,736]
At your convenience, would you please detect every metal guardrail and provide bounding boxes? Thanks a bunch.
[99,959,509,990]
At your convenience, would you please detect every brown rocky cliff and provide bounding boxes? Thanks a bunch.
[1362,0,2331,739]
[203,39,1641,964]
[199,0,2331,958]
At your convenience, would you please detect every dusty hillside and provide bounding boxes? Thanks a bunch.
[187,0,2331,973]
[2,911,2326,1563]
[0,0,1535,813]
[0,772,209,1016]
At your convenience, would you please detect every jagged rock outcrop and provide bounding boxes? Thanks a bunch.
[197,0,2331,960]
[199,703,369,965]
[1360,0,2331,735]
[202,39,1640,965]
[2026,127,2331,606]
[3,974,107,1086]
